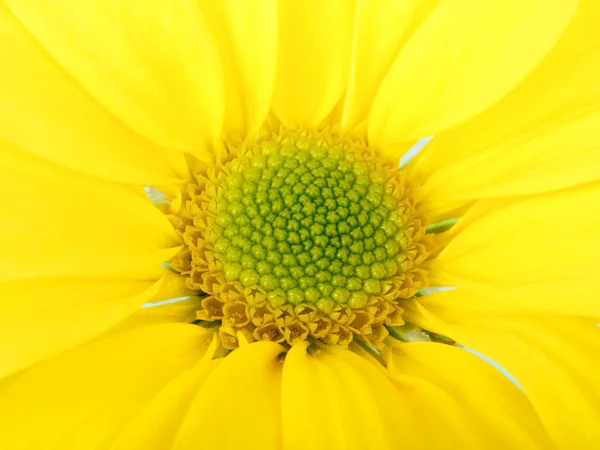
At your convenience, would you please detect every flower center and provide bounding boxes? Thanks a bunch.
[170,130,428,349]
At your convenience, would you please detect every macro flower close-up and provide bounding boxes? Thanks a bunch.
[1,0,600,448]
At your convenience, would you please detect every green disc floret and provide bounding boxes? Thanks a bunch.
[212,143,407,312]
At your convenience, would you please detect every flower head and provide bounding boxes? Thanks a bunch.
[1,0,599,449]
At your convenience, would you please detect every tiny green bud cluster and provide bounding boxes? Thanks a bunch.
[212,142,407,313]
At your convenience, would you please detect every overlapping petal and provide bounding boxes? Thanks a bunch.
[341,0,436,130]
[173,341,284,449]
[369,0,578,151]
[282,342,420,450]
[0,324,214,449]
[405,302,600,449]
[418,109,600,219]
[0,3,187,185]
[6,0,225,161]
[110,336,221,450]
[198,0,278,139]
[0,278,161,380]
[388,342,553,449]
[0,141,181,378]
[411,1,600,218]
[0,141,179,281]
[430,183,600,318]
[271,0,356,128]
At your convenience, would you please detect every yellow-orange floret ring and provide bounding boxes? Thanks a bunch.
[171,129,429,349]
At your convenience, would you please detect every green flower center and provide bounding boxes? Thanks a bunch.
[171,130,428,349]
[213,142,405,313]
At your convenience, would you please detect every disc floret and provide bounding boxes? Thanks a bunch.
[170,130,428,349]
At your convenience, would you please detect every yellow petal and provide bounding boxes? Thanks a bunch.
[110,338,221,450]
[199,0,277,139]
[411,1,600,200]
[341,0,436,130]
[0,4,187,185]
[369,0,578,150]
[173,341,284,450]
[0,141,179,281]
[137,303,199,326]
[6,0,224,159]
[113,273,202,332]
[0,323,212,450]
[407,305,600,449]
[272,0,356,128]
[389,342,553,449]
[418,107,600,219]
[108,301,200,338]
[282,342,420,450]
[0,278,165,380]
[431,184,600,318]
[388,373,479,448]
[0,143,184,377]
[146,269,197,305]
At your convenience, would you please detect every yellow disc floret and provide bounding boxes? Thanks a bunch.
[169,129,428,349]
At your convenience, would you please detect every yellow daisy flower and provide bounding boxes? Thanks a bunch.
[1,0,599,448]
